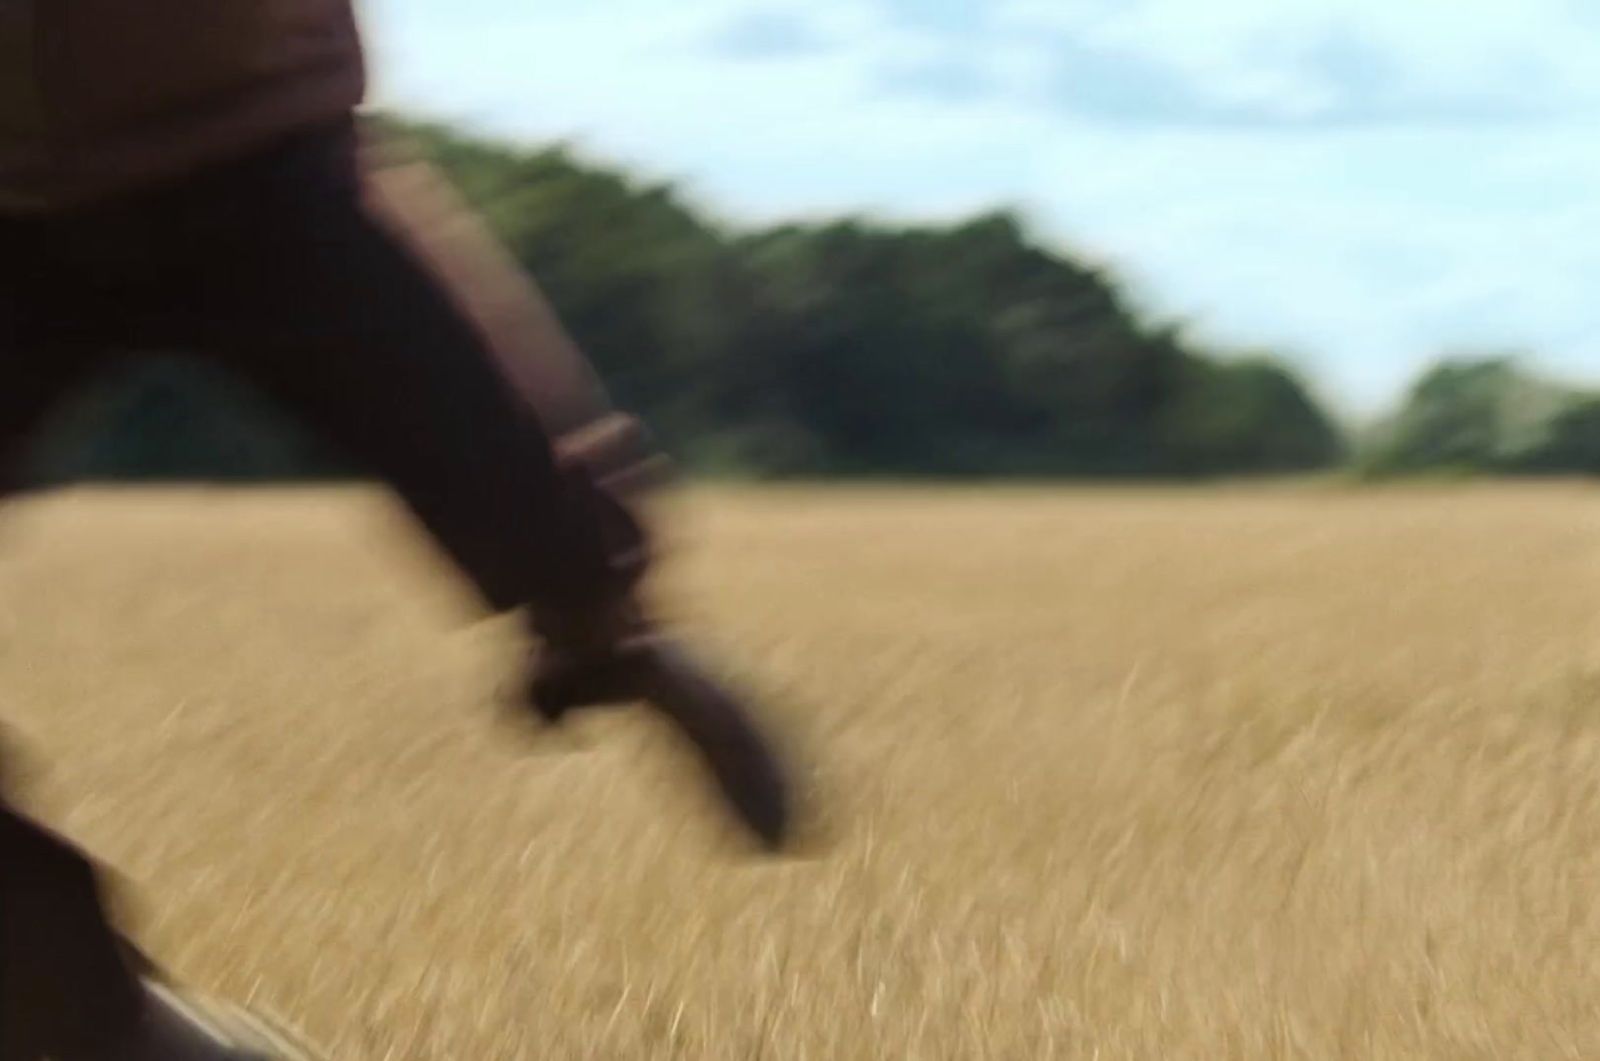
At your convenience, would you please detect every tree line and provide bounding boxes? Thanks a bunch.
[1358,358,1600,478]
[18,119,1593,485]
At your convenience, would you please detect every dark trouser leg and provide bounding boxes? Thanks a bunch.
[0,269,142,1059]
[0,119,653,1059]
[159,123,646,624]
[0,121,664,1054]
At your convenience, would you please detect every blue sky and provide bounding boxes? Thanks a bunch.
[366,0,1600,416]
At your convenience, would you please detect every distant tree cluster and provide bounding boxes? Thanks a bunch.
[1359,357,1600,478]
[28,118,1350,485]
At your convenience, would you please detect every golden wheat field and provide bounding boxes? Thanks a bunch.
[8,483,1600,1058]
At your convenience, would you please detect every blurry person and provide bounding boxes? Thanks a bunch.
[0,4,791,1059]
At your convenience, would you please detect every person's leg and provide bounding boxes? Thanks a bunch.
[0,218,319,1061]
[145,122,787,843]
[152,121,645,635]
[0,128,657,1059]
[0,240,151,1059]
[0,222,153,1061]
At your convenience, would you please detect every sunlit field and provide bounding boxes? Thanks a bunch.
[7,483,1600,1059]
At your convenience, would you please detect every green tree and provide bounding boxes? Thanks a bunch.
[1162,355,1345,474]
[1365,357,1567,476]
[25,117,1349,484]
[1511,396,1600,475]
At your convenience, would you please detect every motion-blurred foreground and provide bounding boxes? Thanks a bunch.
[6,483,1599,1058]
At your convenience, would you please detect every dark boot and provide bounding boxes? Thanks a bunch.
[527,615,793,850]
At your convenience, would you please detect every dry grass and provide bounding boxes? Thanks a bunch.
[7,482,1600,1058]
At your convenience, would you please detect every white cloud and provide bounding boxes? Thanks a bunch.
[704,9,836,60]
